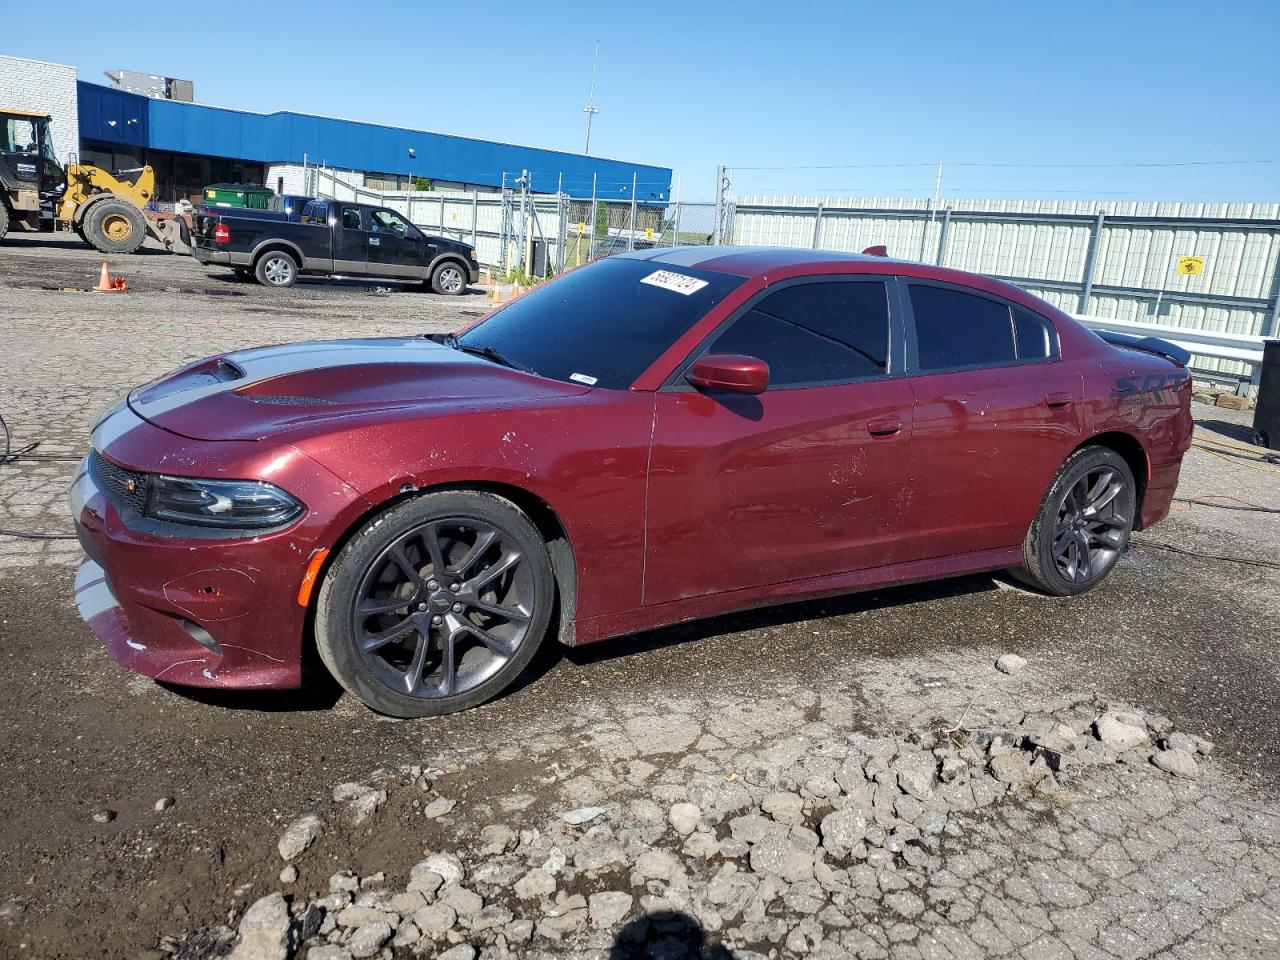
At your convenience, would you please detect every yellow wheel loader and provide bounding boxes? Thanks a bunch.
[0,108,189,254]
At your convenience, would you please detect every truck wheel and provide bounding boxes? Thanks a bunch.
[84,199,147,254]
[0,203,9,241]
[255,250,298,288]
[431,261,468,295]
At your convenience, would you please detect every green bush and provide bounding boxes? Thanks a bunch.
[413,177,432,191]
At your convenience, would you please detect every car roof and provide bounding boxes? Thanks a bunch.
[620,244,923,276]
[618,245,1077,322]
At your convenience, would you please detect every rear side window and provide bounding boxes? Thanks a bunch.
[1013,308,1057,360]
[909,285,1016,371]
[707,281,890,387]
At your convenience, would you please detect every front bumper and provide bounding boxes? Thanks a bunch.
[72,456,305,688]
[71,404,368,690]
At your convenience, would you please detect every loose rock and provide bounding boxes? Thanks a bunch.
[277,814,325,862]
[1153,748,1200,779]
[229,893,290,960]
[588,891,634,928]
[995,653,1027,675]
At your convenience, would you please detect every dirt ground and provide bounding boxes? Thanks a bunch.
[0,233,1277,960]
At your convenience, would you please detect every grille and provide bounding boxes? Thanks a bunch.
[91,452,149,515]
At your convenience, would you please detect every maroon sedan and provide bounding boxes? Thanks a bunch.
[72,247,1193,716]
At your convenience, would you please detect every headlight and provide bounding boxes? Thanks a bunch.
[146,475,304,529]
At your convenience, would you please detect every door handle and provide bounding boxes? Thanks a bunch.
[369,237,380,246]
[1044,392,1073,409]
[867,419,903,438]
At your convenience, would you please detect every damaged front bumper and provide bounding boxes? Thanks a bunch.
[69,402,368,690]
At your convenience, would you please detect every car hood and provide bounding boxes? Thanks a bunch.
[127,337,589,442]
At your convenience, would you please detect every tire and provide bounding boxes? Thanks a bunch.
[1254,430,1272,450]
[315,490,555,717]
[1013,445,1136,596]
[0,202,9,241]
[83,199,147,254]
[255,249,298,288]
[431,260,468,296]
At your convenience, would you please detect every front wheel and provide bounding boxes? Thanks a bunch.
[1014,445,1136,596]
[83,199,147,254]
[430,260,468,296]
[255,250,298,287]
[315,491,555,717]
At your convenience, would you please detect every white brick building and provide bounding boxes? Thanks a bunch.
[0,54,79,164]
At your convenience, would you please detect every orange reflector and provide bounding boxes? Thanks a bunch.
[296,548,331,607]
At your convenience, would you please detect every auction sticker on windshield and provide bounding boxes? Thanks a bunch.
[640,270,709,296]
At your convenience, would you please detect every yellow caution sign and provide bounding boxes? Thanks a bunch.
[645,227,654,240]
[1176,256,1205,276]
[577,221,586,235]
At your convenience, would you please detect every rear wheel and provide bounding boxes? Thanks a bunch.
[0,202,9,241]
[1014,445,1135,596]
[83,199,147,254]
[315,491,555,717]
[255,250,298,288]
[431,260,468,295]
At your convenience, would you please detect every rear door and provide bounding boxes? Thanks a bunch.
[644,276,914,605]
[367,208,430,279]
[895,280,1084,562]
[332,204,369,274]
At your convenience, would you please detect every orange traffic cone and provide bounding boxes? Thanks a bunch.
[489,284,501,304]
[92,261,126,293]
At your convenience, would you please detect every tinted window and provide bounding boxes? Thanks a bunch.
[1013,308,1057,360]
[340,206,363,230]
[909,285,1015,371]
[707,281,889,386]
[457,258,743,389]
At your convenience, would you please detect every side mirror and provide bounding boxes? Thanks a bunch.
[687,354,770,395]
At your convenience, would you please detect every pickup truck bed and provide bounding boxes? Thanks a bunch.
[192,199,479,294]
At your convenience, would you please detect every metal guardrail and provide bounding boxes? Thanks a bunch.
[1075,313,1267,393]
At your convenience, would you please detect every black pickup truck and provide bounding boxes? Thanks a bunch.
[191,199,479,294]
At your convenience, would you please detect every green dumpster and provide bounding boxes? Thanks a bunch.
[202,183,274,210]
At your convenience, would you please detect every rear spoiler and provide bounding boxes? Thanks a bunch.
[1096,331,1190,367]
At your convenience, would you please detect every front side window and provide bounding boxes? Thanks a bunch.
[706,281,890,387]
[909,284,1016,371]
[370,209,411,238]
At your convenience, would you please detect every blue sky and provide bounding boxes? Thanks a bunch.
[7,0,1278,201]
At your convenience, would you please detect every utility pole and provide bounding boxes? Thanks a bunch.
[582,41,600,155]
[713,164,731,245]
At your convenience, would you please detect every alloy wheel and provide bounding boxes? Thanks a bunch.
[352,518,533,699]
[1051,466,1129,584]
[438,265,465,294]
[264,256,294,285]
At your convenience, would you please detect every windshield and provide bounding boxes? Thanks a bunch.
[456,258,744,389]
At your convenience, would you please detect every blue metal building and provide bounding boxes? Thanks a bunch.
[76,81,671,203]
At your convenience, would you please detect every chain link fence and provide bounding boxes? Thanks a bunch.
[311,166,718,278]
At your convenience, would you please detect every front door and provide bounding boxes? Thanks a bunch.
[368,208,428,279]
[895,281,1085,562]
[644,277,913,605]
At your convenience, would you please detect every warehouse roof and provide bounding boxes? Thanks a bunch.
[76,81,671,200]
